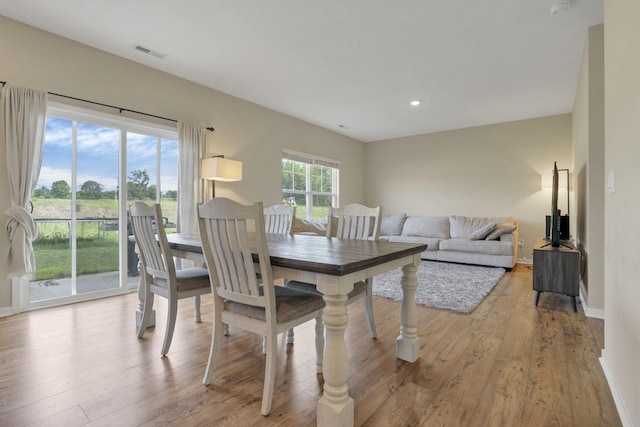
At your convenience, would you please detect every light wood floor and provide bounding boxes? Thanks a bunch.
[0,264,621,426]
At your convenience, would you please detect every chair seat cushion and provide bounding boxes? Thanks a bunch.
[226,285,325,323]
[285,280,367,301]
[175,267,210,291]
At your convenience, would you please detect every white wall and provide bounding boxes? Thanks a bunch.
[572,24,605,315]
[602,1,640,425]
[0,16,366,310]
[364,115,573,261]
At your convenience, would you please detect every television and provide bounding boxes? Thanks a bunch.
[545,214,569,241]
[550,162,561,247]
[543,162,571,248]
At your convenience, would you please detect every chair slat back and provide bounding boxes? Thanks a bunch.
[198,198,274,307]
[129,201,175,279]
[264,204,296,235]
[327,203,381,240]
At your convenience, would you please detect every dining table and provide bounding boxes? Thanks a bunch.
[137,232,427,426]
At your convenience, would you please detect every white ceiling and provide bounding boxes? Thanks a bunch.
[0,1,603,142]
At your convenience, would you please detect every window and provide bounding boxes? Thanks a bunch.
[282,149,339,220]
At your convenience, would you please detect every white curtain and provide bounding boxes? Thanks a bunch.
[2,84,48,278]
[177,122,206,234]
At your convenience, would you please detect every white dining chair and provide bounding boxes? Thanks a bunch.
[264,204,296,235]
[264,203,298,340]
[286,203,381,339]
[197,197,325,416]
[222,204,298,341]
[129,201,211,356]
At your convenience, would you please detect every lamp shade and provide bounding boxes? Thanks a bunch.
[541,169,568,189]
[201,157,243,182]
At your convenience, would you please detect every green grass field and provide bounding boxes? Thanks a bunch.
[295,206,329,221]
[32,198,177,223]
[31,198,327,281]
[34,237,119,280]
[32,198,176,281]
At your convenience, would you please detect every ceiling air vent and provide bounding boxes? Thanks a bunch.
[133,44,166,59]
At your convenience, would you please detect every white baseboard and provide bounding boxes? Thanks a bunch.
[517,258,533,265]
[600,350,634,426]
[0,306,14,318]
[579,284,605,319]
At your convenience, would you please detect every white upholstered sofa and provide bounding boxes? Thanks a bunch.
[378,214,518,269]
[292,213,518,269]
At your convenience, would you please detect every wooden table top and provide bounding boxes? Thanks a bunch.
[166,232,426,276]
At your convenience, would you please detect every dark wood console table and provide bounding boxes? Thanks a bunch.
[532,237,580,312]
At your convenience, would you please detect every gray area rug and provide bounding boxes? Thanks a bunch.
[373,261,506,314]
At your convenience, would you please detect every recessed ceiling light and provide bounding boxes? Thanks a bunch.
[410,100,421,106]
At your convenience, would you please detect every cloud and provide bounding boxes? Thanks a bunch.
[35,166,71,188]
[77,125,119,154]
[77,173,119,191]
[44,119,72,147]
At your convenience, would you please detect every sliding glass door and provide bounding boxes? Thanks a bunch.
[27,104,178,308]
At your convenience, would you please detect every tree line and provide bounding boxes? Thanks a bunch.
[32,169,177,200]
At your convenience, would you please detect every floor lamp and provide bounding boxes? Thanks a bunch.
[201,155,243,199]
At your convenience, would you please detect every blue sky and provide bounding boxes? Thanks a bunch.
[36,117,178,193]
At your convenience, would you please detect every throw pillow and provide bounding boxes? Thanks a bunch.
[449,215,497,239]
[380,213,406,236]
[469,223,496,240]
[293,218,327,235]
[402,216,450,239]
[485,223,517,240]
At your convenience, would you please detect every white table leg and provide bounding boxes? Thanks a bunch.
[396,259,421,362]
[317,293,354,426]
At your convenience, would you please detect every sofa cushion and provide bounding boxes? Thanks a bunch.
[485,223,517,240]
[469,223,496,240]
[380,213,406,236]
[449,215,505,239]
[401,216,450,239]
[439,239,513,256]
[293,218,327,235]
[388,235,442,251]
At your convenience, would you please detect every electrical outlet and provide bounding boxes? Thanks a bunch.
[518,239,524,247]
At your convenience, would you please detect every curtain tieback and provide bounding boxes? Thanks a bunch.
[5,203,38,242]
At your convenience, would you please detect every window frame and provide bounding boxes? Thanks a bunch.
[282,149,339,220]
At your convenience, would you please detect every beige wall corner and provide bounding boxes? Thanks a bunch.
[364,114,572,262]
[572,23,605,312]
